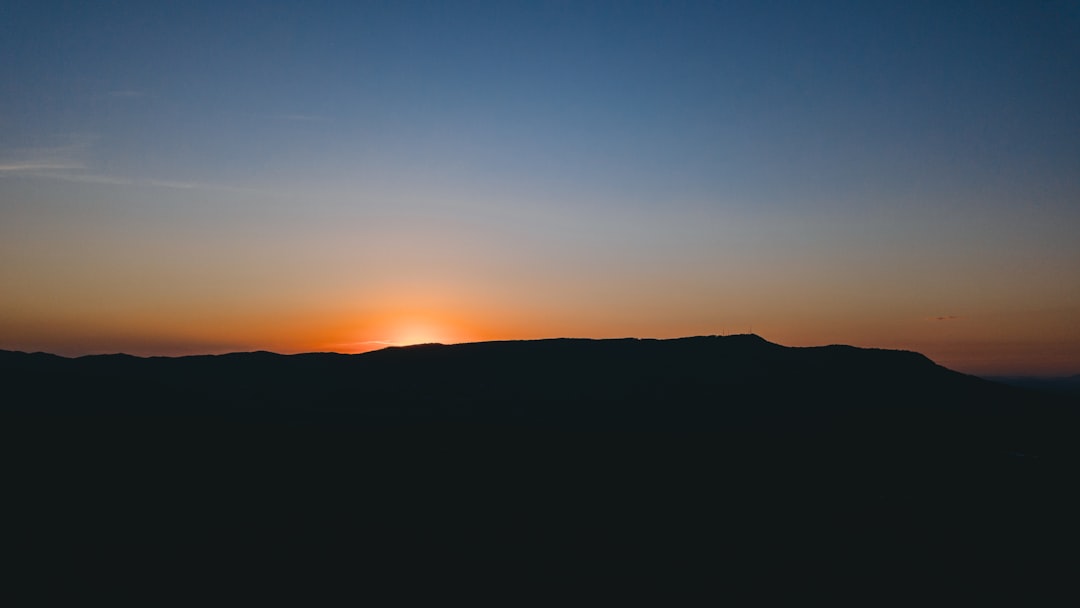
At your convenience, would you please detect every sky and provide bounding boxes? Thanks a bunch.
[2,0,1079,376]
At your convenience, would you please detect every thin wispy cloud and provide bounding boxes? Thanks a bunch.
[262,113,331,123]
[105,89,145,99]
[1,134,264,194]
[0,135,96,171]
[0,161,85,172]
[10,169,266,194]
[12,171,133,186]
[87,89,149,102]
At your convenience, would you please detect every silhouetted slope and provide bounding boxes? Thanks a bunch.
[3,335,1069,449]
[0,334,1049,412]
[2,336,1077,597]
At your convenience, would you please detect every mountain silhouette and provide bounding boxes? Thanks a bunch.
[3,335,1077,597]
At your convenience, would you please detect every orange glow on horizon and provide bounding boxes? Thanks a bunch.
[313,309,487,354]
[2,287,1078,376]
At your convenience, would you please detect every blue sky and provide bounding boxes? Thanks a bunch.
[2,1,1079,374]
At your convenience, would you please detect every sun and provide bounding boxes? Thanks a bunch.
[332,313,477,353]
[389,320,455,346]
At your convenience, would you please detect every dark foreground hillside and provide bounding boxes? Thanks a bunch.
[2,335,1078,599]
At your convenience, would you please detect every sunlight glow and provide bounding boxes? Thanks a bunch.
[387,319,458,346]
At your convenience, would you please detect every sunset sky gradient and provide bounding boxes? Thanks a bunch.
[2,1,1079,375]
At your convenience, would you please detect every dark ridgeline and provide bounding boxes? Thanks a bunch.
[2,335,1078,598]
